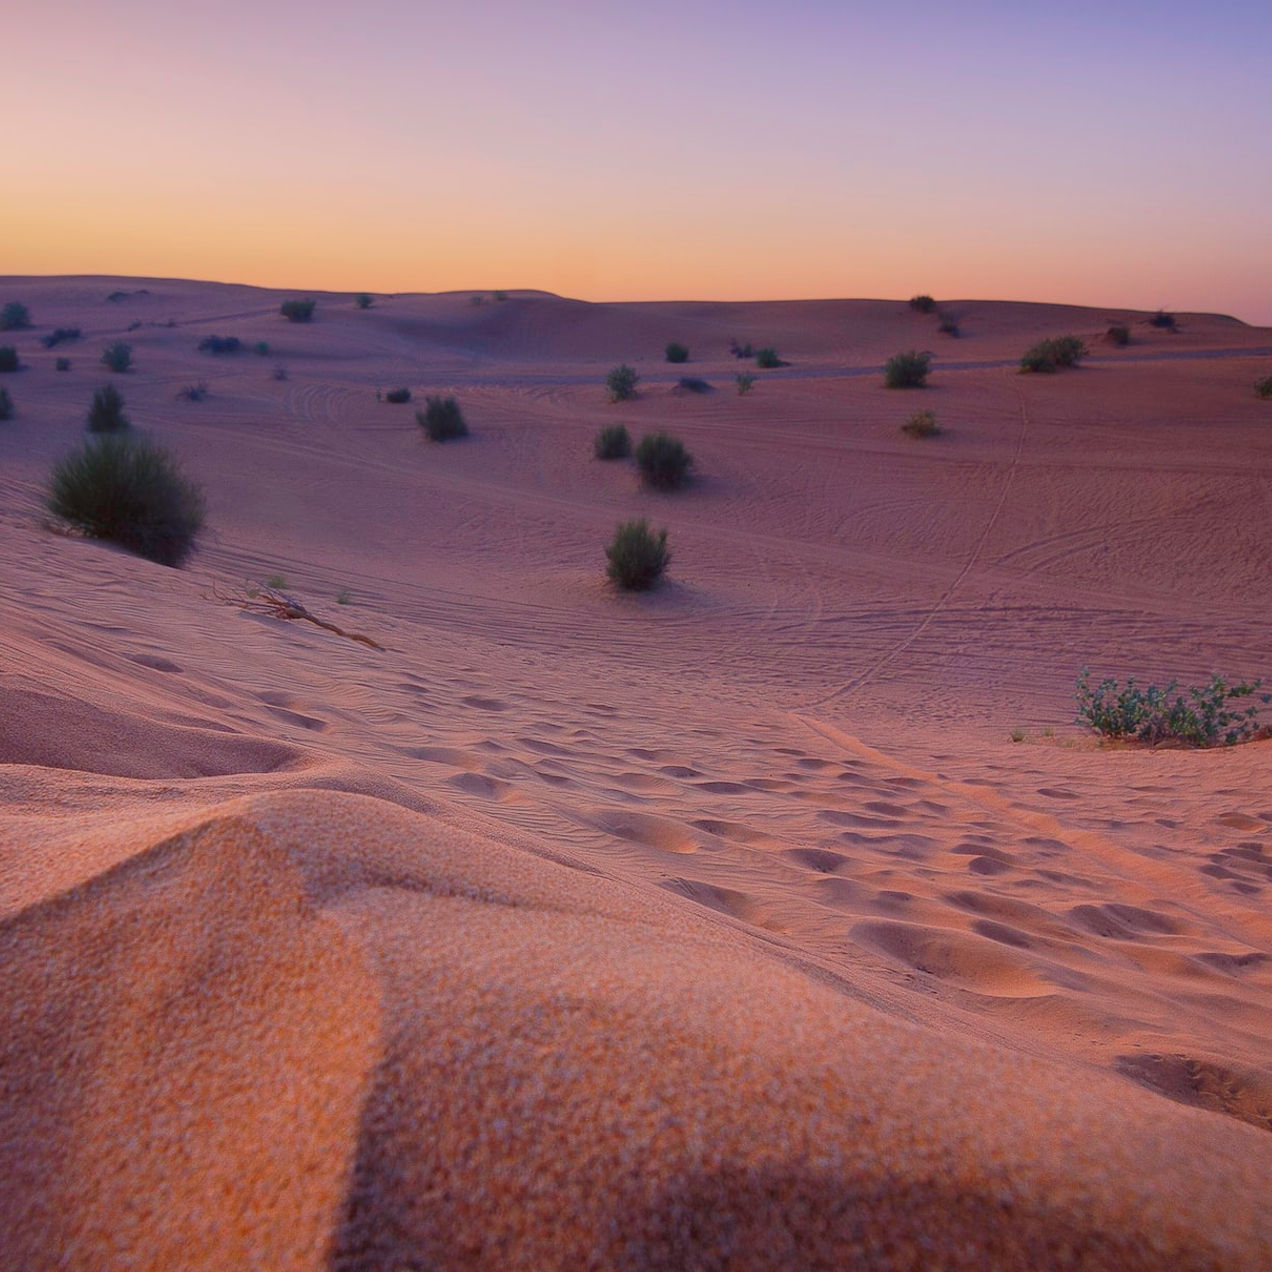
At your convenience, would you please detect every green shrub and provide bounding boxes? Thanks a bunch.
[1076,668,1269,747]
[55,357,71,372]
[901,409,940,438]
[101,342,132,373]
[594,423,631,459]
[0,302,31,331]
[938,314,960,337]
[674,377,711,394]
[198,335,242,355]
[755,347,782,368]
[884,349,930,388]
[42,328,81,349]
[1255,376,1272,400]
[605,518,670,591]
[46,434,205,567]
[384,387,412,404]
[280,298,316,323]
[0,347,19,373]
[418,396,468,441]
[355,293,374,309]
[1020,335,1086,373]
[909,295,936,314]
[87,384,129,432]
[635,431,693,490]
[736,372,756,395]
[1149,309,1177,330]
[176,381,209,402]
[606,363,639,402]
[0,388,13,420]
[1107,324,1131,346]
[665,341,689,363]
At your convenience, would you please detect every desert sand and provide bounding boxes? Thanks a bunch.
[1,277,1270,1268]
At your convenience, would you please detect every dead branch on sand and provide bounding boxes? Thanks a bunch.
[211,583,386,651]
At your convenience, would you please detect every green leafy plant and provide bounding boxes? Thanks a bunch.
[280,299,316,323]
[0,388,13,420]
[0,347,20,373]
[884,349,930,388]
[605,518,670,591]
[1075,668,1270,747]
[909,295,936,314]
[1107,324,1131,346]
[1254,376,1272,400]
[901,409,940,438]
[87,384,129,433]
[594,423,631,460]
[736,372,756,395]
[1020,335,1086,374]
[606,363,639,402]
[665,341,689,363]
[635,431,693,490]
[42,328,81,349]
[0,301,31,331]
[755,347,783,369]
[355,293,374,310]
[384,387,412,404]
[198,335,242,355]
[46,434,205,567]
[101,342,132,373]
[55,357,71,372]
[418,396,468,441]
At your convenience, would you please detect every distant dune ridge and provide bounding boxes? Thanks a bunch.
[1,276,1271,1267]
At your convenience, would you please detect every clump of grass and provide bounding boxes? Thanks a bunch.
[665,341,689,364]
[87,384,129,433]
[1254,376,1272,399]
[266,573,288,589]
[0,347,20,373]
[901,409,940,438]
[1020,335,1087,373]
[1107,324,1131,346]
[884,349,930,388]
[55,357,71,372]
[938,314,960,337]
[0,388,13,420]
[635,431,693,490]
[280,299,316,323]
[1009,728,1025,743]
[42,328,81,349]
[418,396,468,441]
[46,434,205,567]
[736,372,756,395]
[176,381,209,402]
[1076,668,1269,747]
[755,347,783,369]
[336,587,352,604]
[100,342,132,373]
[0,302,31,331]
[909,295,936,314]
[605,518,670,591]
[198,335,242,355]
[674,377,712,394]
[1149,309,1177,330]
[384,387,412,404]
[729,339,754,360]
[594,423,631,459]
[354,293,374,310]
[606,363,639,402]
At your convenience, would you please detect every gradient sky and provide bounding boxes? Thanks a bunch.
[7,0,1272,321]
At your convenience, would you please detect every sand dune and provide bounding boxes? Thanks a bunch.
[2,277,1271,1266]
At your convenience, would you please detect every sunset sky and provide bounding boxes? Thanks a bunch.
[8,0,1272,322]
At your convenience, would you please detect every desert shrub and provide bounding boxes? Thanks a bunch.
[126,321,142,332]
[384,387,412,404]
[280,299,316,323]
[938,314,960,337]
[606,363,639,402]
[675,377,712,394]
[46,434,205,567]
[1107,324,1131,346]
[0,346,19,373]
[41,328,81,349]
[106,290,129,302]
[884,349,930,388]
[901,409,940,438]
[198,335,242,355]
[272,365,289,381]
[665,341,689,363]
[355,293,374,309]
[0,388,12,420]
[729,339,754,359]
[470,294,485,306]
[909,295,936,314]
[101,342,132,372]
[635,431,693,490]
[1149,309,1177,330]
[0,302,31,331]
[254,341,270,356]
[87,383,129,432]
[418,395,468,441]
[1076,668,1269,747]
[605,518,669,591]
[1020,335,1087,373]
[176,381,209,401]
[55,357,71,372]
[493,291,508,302]
[594,423,631,459]
[755,347,782,368]
[1254,376,1272,399]
[736,372,755,395]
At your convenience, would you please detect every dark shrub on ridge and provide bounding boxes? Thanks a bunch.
[418,396,468,441]
[0,347,20,373]
[355,293,374,309]
[1149,309,1177,330]
[198,335,243,355]
[87,384,129,432]
[1107,324,1131,346]
[674,377,712,394]
[665,341,689,364]
[635,432,693,490]
[755,347,782,368]
[385,387,412,404]
[0,302,31,331]
[42,328,81,349]
[46,434,206,567]
[884,349,930,388]
[606,519,670,591]
[101,342,132,372]
[594,423,631,460]
[909,295,936,313]
[280,299,316,323]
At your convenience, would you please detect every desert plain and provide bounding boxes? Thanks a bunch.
[1,277,1271,1268]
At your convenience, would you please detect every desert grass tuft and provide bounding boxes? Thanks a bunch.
[884,349,930,388]
[605,519,670,591]
[594,423,631,460]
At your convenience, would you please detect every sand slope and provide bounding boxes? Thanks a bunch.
[2,277,1271,1266]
